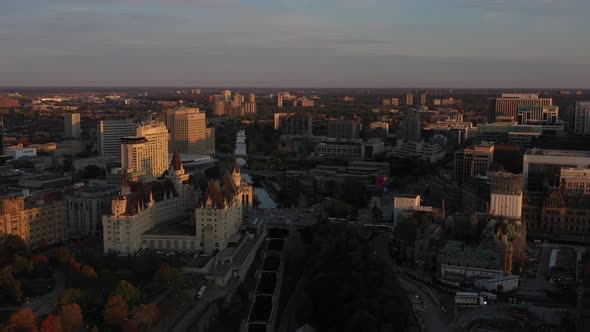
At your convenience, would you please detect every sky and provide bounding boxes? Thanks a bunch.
[1,0,589,88]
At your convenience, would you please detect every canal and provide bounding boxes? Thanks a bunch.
[235,129,277,209]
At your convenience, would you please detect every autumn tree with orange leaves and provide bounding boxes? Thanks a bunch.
[6,308,38,332]
[103,295,128,327]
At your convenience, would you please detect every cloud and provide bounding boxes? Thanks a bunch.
[0,0,589,87]
[460,0,586,13]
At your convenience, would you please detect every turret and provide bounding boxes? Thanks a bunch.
[112,196,127,217]
[232,160,241,187]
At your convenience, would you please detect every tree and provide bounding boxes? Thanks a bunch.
[31,255,51,278]
[13,255,33,276]
[371,206,383,222]
[58,304,83,332]
[0,266,23,304]
[56,289,81,306]
[40,314,63,332]
[132,304,160,329]
[122,319,138,332]
[51,247,71,268]
[79,265,97,280]
[36,239,49,251]
[6,308,38,332]
[113,280,140,305]
[151,263,174,290]
[284,236,307,273]
[103,295,128,327]
[80,165,104,179]
[4,235,27,254]
[341,179,366,207]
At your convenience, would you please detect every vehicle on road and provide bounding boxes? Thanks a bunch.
[455,292,485,305]
[196,286,207,298]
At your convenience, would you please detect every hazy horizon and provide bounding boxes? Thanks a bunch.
[2,0,590,88]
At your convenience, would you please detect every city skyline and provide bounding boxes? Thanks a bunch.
[2,0,590,88]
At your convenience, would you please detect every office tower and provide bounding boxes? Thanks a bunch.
[574,102,590,135]
[277,92,291,108]
[222,90,232,101]
[121,122,169,182]
[0,116,4,155]
[209,94,223,103]
[248,93,256,103]
[64,112,81,138]
[391,98,400,106]
[166,108,215,156]
[523,149,590,192]
[232,93,244,108]
[274,113,286,130]
[420,92,427,105]
[405,93,414,106]
[276,114,313,136]
[327,119,358,140]
[560,168,590,195]
[488,93,552,122]
[383,99,391,106]
[242,102,257,115]
[489,172,523,219]
[399,110,421,142]
[99,119,137,157]
[213,101,226,116]
[517,105,559,125]
[454,142,495,185]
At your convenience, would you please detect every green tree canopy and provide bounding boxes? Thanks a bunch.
[113,280,140,305]
[56,289,81,306]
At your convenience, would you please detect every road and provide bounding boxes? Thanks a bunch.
[23,270,65,316]
[370,233,450,332]
[398,274,450,332]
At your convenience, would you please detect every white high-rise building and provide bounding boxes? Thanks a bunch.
[574,102,590,135]
[64,113,81,138]
[121,122,169,182]
[99,119,137,157]
[222,90,232,101]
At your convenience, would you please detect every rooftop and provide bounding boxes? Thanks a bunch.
[525,148,590,157]
[142,217,196,236]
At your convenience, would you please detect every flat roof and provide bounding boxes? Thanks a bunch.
[525,148,590,157]
[143,217,196,236]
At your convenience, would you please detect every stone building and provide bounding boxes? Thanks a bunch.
[439,216,525,284]
[195,161,253,253]
[0,193,66,247]
[102,151,195,254]
[523,188,590,237]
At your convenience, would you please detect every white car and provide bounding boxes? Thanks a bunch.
[196,286,207,298]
